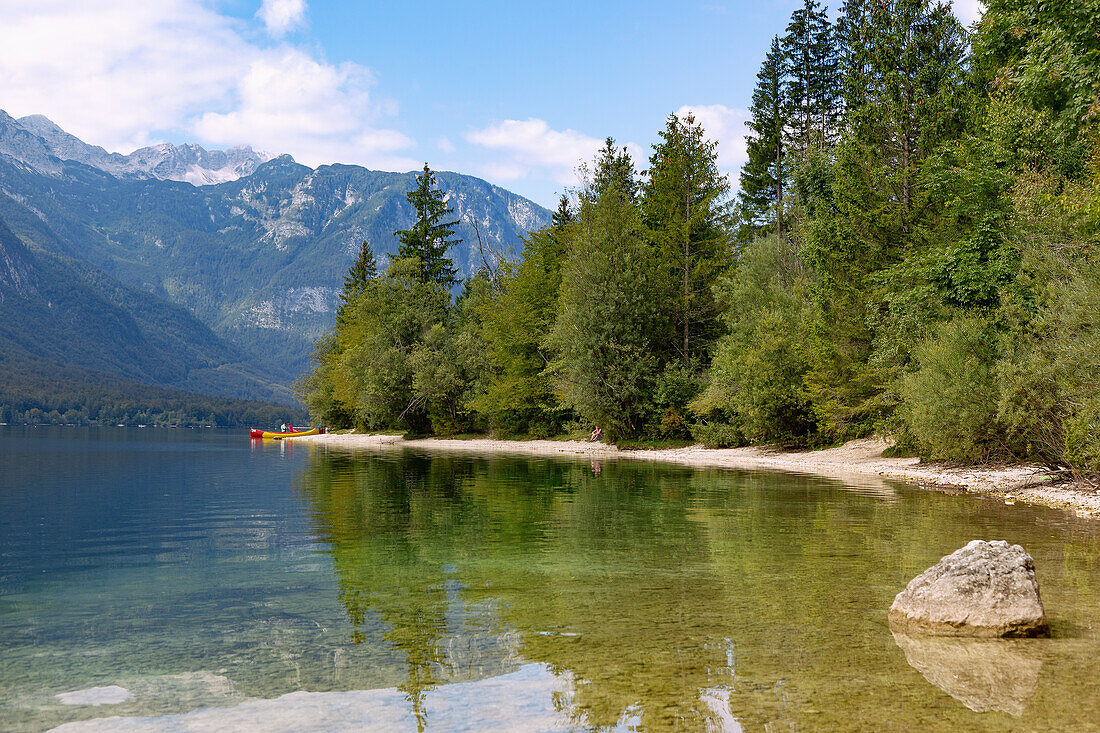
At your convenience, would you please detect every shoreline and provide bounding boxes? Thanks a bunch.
[294,433,1100,518]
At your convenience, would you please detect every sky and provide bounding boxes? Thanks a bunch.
[0,0,984,208]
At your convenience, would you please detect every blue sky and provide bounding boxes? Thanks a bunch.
[0,0,982,208]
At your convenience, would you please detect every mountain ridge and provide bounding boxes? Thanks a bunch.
[2,111,273,186]
[0,112,552,401]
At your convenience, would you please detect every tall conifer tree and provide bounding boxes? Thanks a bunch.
[836,0,873,115]
[394,164,461,287]
[551,194,575,229]
[642,113,734,365]
[740,37,790,237]
[782,0,840,155]
[586,138,637,202]
[337,241,378,322]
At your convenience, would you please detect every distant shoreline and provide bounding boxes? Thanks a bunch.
[294,433,1100,519]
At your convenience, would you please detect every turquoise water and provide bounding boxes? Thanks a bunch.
[2,426,1099,731]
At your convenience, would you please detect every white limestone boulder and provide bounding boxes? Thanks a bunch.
[888,540,1049,637]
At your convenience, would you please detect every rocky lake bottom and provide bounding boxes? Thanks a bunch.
[2,426,1099,731]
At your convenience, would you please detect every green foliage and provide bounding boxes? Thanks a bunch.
[548,173,667,441]
[475,218,572,436]
[394,164,461,287]
[649,363,701,439]
[993,157,1100,473]
[689,420,744,449]
[972,0,1100,176]
[741,37,789,237]
[338,241,377,322]
[696,235,817,445]
[584,138,638,202]
[294,332,352,427]
[409,277,492,435]
[782,0,840,155]
[642,113,734,365]
[324,256,450,431]
[899,316,1003,462]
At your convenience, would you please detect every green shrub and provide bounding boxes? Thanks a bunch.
[1064,397,1100,474]
[995,352,1065,466]
[690,421,744,449]
[695,235,817,445]
[648,363,700,439]
[899,316,1003,462]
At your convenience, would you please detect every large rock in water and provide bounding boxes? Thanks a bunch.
[889,540,1049,637]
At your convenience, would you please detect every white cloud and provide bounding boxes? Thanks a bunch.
[466,118,643,187]
[257,0,307,37]
[466,118,603,184]
[952,0,985,25]
[0,0,415,171]
[675,104,749,173]
[194,49,416,170]
[437,137,456,153]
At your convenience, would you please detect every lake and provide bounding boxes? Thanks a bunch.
[2,426,1098,731]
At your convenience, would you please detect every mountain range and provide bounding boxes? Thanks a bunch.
[0,111,551,408]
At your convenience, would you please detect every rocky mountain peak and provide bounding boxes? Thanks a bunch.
[0,111,274,186]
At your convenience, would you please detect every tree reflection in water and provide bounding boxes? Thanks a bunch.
[295,450,738,730]
[295,448,1100,731]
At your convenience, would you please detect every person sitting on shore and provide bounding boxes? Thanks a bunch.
[589,426,603,442]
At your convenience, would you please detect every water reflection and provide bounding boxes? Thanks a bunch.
[7,428,1100,731]
[291,445,1100,731]
[891,631,1043,716]
[296,451,741,730]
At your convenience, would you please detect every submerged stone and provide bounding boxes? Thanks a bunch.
[888,540,1049,637]
[56,686,134,706]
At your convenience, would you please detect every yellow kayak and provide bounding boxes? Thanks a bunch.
[249,427,320,439]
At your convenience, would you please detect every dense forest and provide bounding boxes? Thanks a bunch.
[1,356,306,427]
[298,0,1100,477]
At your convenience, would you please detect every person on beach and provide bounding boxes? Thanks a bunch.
[589,426,603,442]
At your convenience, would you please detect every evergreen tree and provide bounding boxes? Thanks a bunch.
[394,164,461,287]
[337,241,377,322]
[782,0,840,155]
[795,0,969,437]
[550,151,664,440]
[836,0,873,114]
[642,112,734,366]
[585,138,637,202]
[740,36,789,237]
[551,194,575,229]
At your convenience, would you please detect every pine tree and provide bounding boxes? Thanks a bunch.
[551,194,575,229]
[394,164,461,287]
[642,112,734,365]
[585,138,637,202]
[740,36,789,237]
[338,241,377,321]
[859,0,967,233]
[782,0,839,155]
[836,0,873,115]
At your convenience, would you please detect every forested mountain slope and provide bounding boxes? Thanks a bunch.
[0,216,287,402]
[0,113,550,387]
